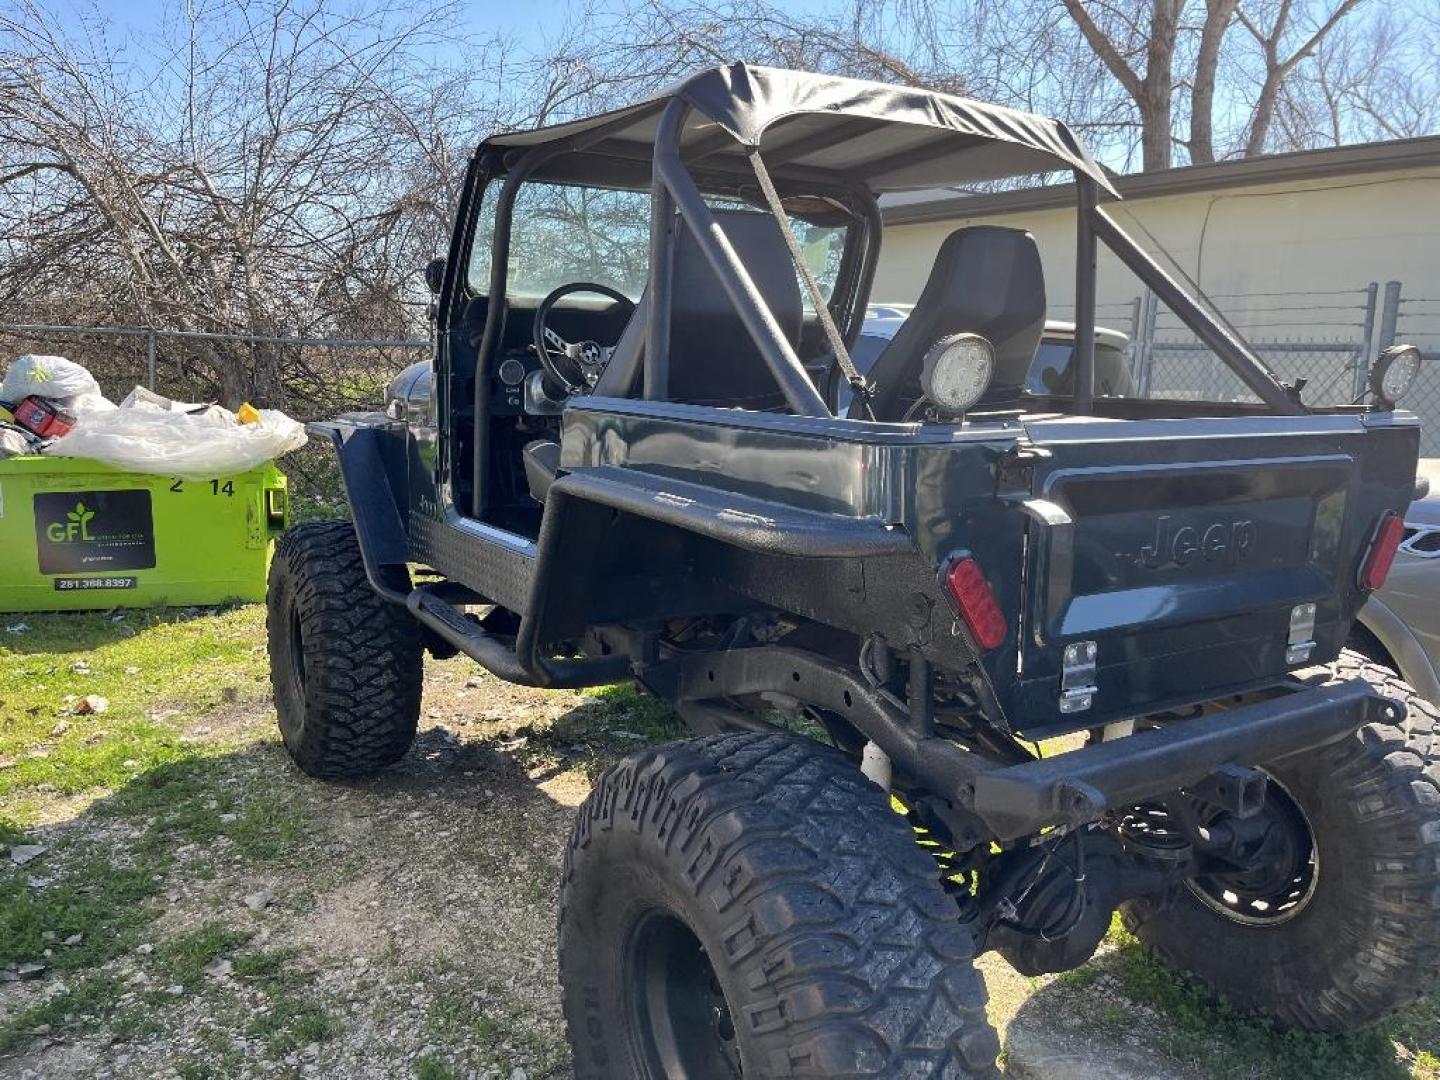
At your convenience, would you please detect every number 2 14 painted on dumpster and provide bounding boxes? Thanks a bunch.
[167,479,235,496]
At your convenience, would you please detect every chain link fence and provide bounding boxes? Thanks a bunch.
[4,278,1440,507]
[1396,291,1440,454]
[0,319,430,513]
[1092,281,1440,455]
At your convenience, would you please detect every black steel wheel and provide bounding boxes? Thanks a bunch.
[559,733,1000,1079]
[1122,652,1440,1032]
[266,521,422,779]
[628,910,743,1079]
[1183,775,1319,926]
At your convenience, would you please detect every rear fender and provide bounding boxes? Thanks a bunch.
[1355,595,1440,703]
[515,465,955,674]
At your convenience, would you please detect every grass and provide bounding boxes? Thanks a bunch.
[0,604,323,1061]
[5,604,1440,1077]
[0,972,128,1053]
[150,921,253,989]
[0,852,161,970]
[0,605,269,815]
[434,994,568,1073]
[1051,917,1440,1080]
[414,1054,461,1080]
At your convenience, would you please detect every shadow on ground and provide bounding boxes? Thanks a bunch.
[1,606,218,656]
[5,666,1438,1080]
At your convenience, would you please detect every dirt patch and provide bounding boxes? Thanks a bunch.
[3,647,1435,1080]
[0,660,608,1080]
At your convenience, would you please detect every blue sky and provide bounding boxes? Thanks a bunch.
[66,0,835,60]
[63,0,654,53]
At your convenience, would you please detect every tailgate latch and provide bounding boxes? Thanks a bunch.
[1059,640,1098,714]
[1287,603,1317,665]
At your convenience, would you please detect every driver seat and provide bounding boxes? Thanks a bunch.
[523,210,803,503]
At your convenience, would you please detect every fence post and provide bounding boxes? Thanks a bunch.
[1354,282,1379,401]
[1378,281,1403,350]
[146,330,157,389]
[1133,289,1159,397]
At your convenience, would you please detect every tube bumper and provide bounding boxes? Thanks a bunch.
[973,678,1397,840]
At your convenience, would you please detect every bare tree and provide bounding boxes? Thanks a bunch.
[1188,0,1243,163]
[1061,0,1185,170]
[1234,0,1366,156]
[0,0,510,405]
[1270,6,1440,149]
[1053,0,1374,169]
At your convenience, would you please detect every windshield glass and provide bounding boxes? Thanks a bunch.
[467,180,848,303]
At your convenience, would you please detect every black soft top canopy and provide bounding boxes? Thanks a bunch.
[485,63,1117,195]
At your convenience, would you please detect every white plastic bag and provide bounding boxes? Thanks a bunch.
[58,391,116,416]
[45,398,307,479]
[2,354,100,401]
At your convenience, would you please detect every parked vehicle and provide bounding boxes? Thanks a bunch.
[1353,459,1440,701]
[265,64,1437,1078]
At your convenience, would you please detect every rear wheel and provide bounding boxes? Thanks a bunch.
[266,521,422,779]
[559,732,1000,1078]
[1122,653,1440,1032]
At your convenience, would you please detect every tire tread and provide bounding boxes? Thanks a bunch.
[560,733,1000,1078]
[266,520,421,779]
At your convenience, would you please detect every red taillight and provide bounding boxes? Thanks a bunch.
[944,556,1007,651]
[1360,512,1406,591]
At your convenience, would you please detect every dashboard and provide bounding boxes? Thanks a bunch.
[484,295,635,416]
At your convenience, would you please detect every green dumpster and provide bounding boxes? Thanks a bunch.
[0,455,288,612]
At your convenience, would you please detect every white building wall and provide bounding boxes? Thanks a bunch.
[875,166,1440,333]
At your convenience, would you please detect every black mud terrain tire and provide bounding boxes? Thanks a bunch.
[559,732,1000,1078]
[266,521,422,779]
[1122,652,1440,1032]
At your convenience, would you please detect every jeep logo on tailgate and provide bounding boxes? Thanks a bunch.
[1132,514,1255,569]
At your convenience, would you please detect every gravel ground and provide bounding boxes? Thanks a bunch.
[3,613,1436,1080]
[1,655,606,1080]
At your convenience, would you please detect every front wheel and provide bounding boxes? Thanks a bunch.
[558,733,1001,1078]
[1122,653,1440,1032]
[266,521,422,779]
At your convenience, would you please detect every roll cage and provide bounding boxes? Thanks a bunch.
[439,63,1310,520]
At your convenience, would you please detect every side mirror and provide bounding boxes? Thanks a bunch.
[424,257,446,296]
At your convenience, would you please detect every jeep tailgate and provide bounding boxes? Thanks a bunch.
[1005,412,1419,737]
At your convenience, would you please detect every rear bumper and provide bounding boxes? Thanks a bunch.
[656,644,1396,843]
[973,677,1397,840]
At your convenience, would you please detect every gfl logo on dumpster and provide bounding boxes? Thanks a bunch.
[45,501,96,542]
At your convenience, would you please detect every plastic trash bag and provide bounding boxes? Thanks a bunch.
[45,394,307,479]
[1,354,101,401]
[0,424,34,458]
[61,392,117,416]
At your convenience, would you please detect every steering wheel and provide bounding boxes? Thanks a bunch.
[532,282,637,396]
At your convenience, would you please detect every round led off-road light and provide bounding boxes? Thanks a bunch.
[920,333,995,415]
[1371,344,1422,407]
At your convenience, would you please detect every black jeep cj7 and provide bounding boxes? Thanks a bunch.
[267,65,1440,1078]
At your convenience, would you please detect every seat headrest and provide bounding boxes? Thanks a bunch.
[589,210,804,408]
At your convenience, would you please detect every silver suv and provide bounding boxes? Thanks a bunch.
[1356,459,1440,700]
